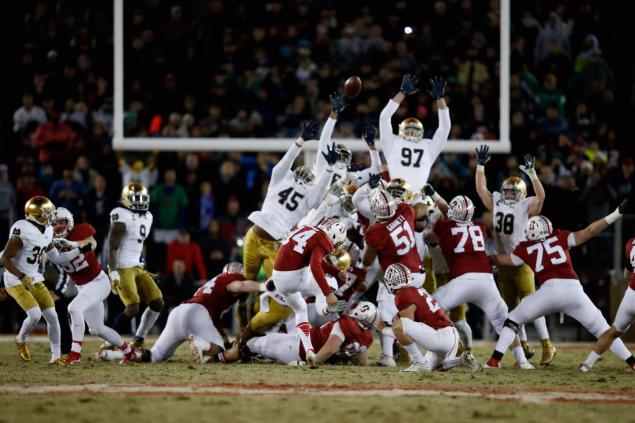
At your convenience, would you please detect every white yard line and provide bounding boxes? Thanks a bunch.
[0,384,632,404]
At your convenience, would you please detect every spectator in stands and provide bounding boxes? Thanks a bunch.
[49,168,85,215]
[198,181,215,233]
[73,155,99,192]
[82,174,116,252]
[31,109,78,165]
[534,12,571,65]
[166,229,207,282]
[521,70,566,116]
[151,168,188,243]
[13,93,46,133]
[0,165,16,237]
[200,218,231,276]
[119,153,158,189]
[159,258,196,326]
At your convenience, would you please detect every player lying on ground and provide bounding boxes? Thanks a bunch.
[203,302,376,366]
[98,263,260,363]
[424,188,533,369]
[475,144,555,364]
[486,201,635,370]
[51,207,135,364]
[381,263,482,373]
[580,236,635,372]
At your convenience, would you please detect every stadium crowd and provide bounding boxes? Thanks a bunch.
[1,0,633,338]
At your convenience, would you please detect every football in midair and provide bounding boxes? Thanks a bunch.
[344,76,362,98]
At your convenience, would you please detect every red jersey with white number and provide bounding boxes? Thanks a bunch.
[512,229,578,284]
[275,226,334,271]
[433,219,492,279]
[365,203,421,272]
[335,267,366,300]
[300,315,373,360]
[394,286,452,329]
[184,273,244,328]
[63,223,101,285]
[624,238,635,290]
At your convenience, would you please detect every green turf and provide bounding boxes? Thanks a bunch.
[1,339,633,423]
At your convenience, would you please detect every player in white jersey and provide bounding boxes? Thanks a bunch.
[474,145,556,364]
[380,74,450,192]
[315,93,382,185]
[108,182,162,349]
[0,196,84,363]
[243,121,335,281]
[297,182,358,230]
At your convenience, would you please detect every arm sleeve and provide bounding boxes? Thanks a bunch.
[509,253,525,266]
[321,260,341,278]
[315,117,337,175]
[379,100,400,158]
[430,107,450,159]
[566,231,576,248]
[46,247,81,265]
[271,142,303,185]
[306,167,333,208]
[310,247,332,296]
[329,322,345,341]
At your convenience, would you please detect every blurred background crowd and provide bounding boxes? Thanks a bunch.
[1,0,634,338]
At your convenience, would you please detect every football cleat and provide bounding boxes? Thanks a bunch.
[512,361,535,370]
[16,340,31,362]
[461,351,483,373]
[376,353,397,367]
[579,363,590,372]
[188,335,211,364]
[288,360,306,366]
[60,352,81,366]
[49,357,64,365]
[130,337,145,350]
[539,343,557,365]
[306,350,320,369]
[484,358,501,369]
[520,340,535,359]
[98,342,116,352]
[402,362,430,373]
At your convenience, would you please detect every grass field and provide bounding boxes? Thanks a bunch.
[1,336,634,423]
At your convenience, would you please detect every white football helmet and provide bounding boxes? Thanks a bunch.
[447,195,475,222]
[369,189,397,219]
[526,216,553,241]
[52,207,74,238]
[348,301,377,329]
[383,263,411,294]
[293,166,315,186]
[222,262,244,275]
[318,217,347,247]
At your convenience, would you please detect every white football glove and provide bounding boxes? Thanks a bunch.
[53,238,79,250]
[288,360,306,366]
[325,300,347,314]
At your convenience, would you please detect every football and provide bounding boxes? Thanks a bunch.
[344,76,362,98]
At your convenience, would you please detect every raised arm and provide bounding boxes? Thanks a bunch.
[423,184,449,215]
[108,221,126,271]
[271,120,319,185]
[351,125,382,184]
[519,153,544,216]
[227,280,262,294]
[474,145,494,211]
[380,74,419,158]
[428,77,450,158]
[306,144,337,207]
[573,200,627,247]
[315,93,345,174]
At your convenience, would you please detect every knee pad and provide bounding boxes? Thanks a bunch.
[26,307,42,321]
[503,318,520,332]
[88,328,100,336]
[42,308,58,322]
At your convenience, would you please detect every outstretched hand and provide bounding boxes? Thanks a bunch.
[363,125,376,147]
[322,144,338,166]
[427,76,446,99]
[368,173,381,189]
[301,120,319,141]
[475,145,490,166]
[400,74,420,96]
[330,92,347,113]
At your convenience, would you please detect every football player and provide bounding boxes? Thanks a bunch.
[226,301,376,366]
[424,189,533,369]
[315,93,381,185]
[108,182,161,348]
[261,217,348,368]
[243,121,335,281]
[50,207,136,364]
[382,263,482,373]
[475,145,556,364]
[0,196,70,363]
[581,237,635,371]
[486,202,635,370]
[100,263,260,363]
[362,189,428,366]
[379,74,450,192]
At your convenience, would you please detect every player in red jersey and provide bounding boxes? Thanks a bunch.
[486,201,635,370]
[383,263,482,373]
[99,262,260,363]
[51,207,135,365]
[242,301,376,366]
[580,236,635,371]
[268,217,347,368]
[426,192,533,369]
[362,188,428,366]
